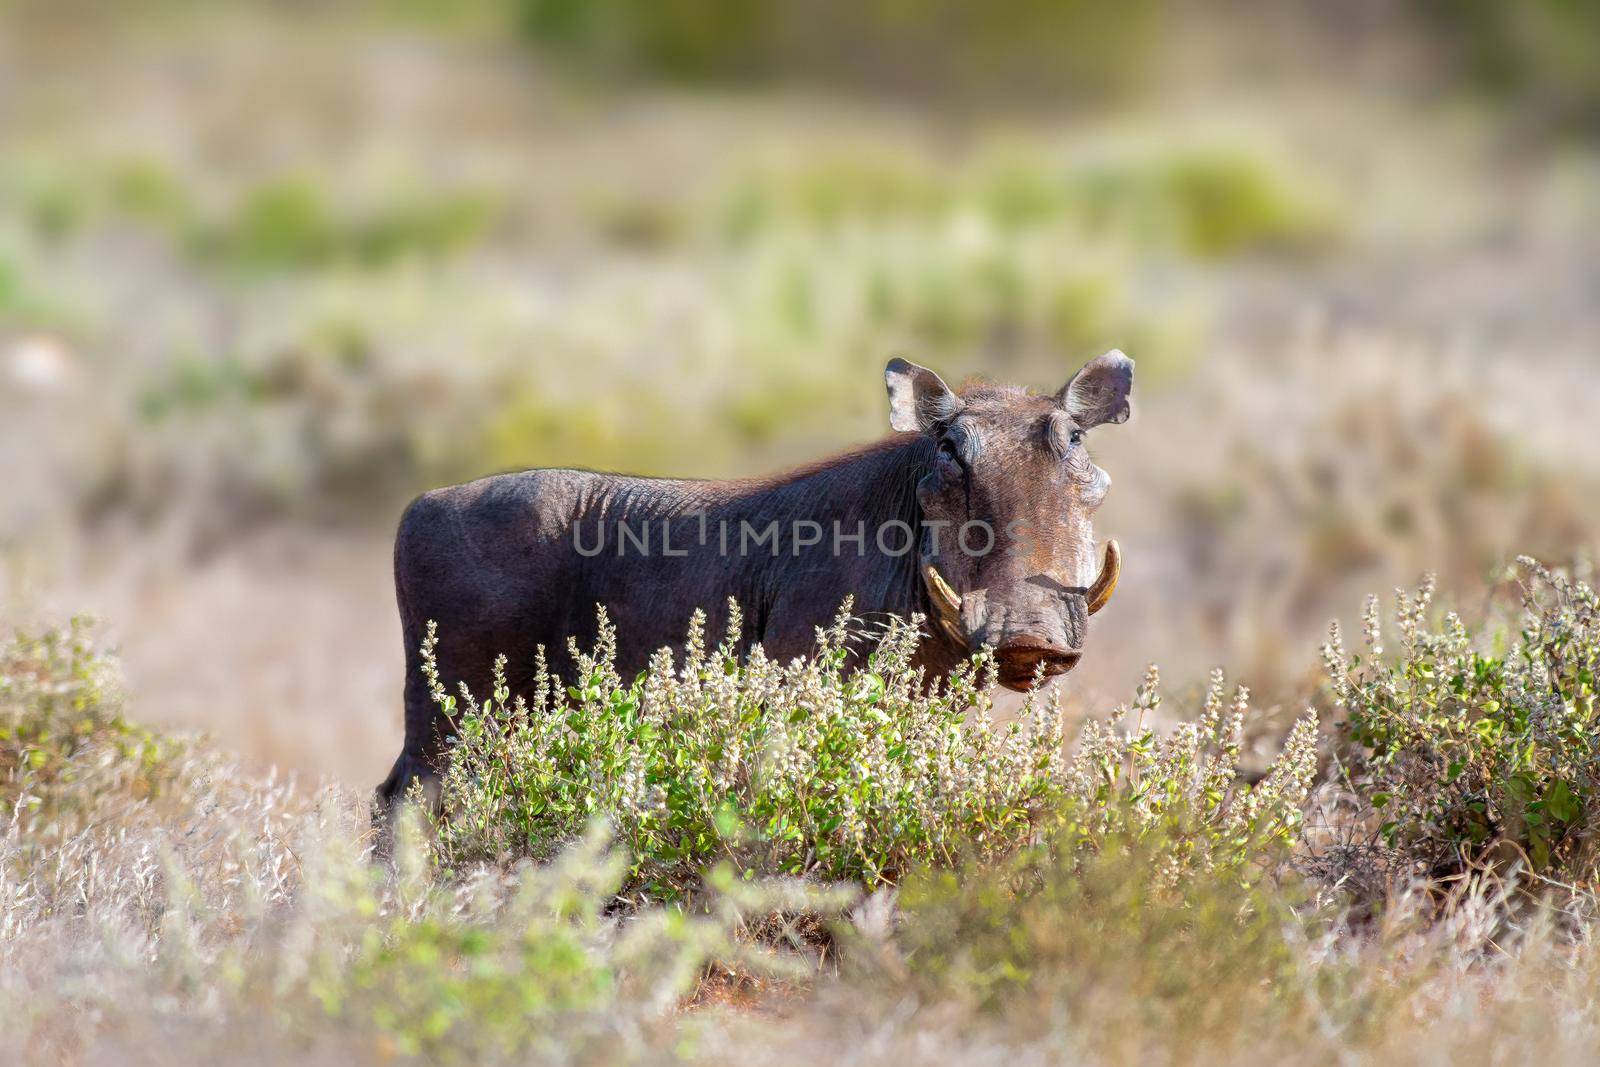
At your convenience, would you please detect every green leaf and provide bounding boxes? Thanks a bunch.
[1545,780,1579,823]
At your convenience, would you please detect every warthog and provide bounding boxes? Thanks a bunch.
[376,351,1133,818]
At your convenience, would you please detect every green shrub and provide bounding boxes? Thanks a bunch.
[1329,561,1600,878]
[108,158,192,229]
[291,821,837,1062]
[1068,150,1337,260]
[0,618,177,818]
[219,177,338,269]
[515,0,1161,99]
[1059,664,1318,884]
[839,670,1322,1060]
[1156,151,1337,259]
[1427,0,1600,127]
[431,604,1318,903]
[877,828,1322,1059]
[205,177,499,271]
[0,160,499,276]
[433,603,1068,898]
[721,148,1337,261]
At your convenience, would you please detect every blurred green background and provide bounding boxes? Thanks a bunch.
[1,0,1597,779]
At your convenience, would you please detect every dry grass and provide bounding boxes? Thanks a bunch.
[9,604,1600,1066]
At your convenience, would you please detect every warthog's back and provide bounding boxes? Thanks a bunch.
[394,467,735,688]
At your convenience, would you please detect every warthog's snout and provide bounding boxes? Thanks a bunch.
[922,539,1120,691]
[994,638,1082,691]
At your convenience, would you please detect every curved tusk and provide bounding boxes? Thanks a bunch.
[1087,539,1120,615]
[921,564,967,645]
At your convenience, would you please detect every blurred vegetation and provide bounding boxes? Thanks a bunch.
[502,0,1600,126]
[1163,386,1600,702]
[510,0,1600,126]
[515,0,1161,100]
[718,146,1336,259]
[1431,0,1600,128]
[3,159,500,273]
[1,135,1335,534]
[0,619,179,826]
[7,0,1599,125]
[883,833,1326,1058]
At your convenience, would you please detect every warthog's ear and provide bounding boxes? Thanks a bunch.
[1058,349,1134,428]
[885,358,962,434]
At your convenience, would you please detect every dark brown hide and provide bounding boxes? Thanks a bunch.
[376,352,1133,817]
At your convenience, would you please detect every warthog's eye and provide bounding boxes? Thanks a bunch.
[1068,428,1084,447]
[936,438,964,479]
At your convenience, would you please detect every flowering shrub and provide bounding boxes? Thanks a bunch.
[1,618,178,823]
[1327,561,1600,877]
[431,602,1320,900]
[840,672,1320,1058]
[432,602,1067,897]
[1061,664,1319,884]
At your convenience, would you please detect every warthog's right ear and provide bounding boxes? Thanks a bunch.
[886,358,962,434]
[1058,349,1134,429]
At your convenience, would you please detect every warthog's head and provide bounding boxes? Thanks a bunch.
[887,351,1132,691]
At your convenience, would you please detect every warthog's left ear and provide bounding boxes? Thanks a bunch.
[886,358,963,434]
[1058,349,1134,428]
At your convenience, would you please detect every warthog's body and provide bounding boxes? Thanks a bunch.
[377,353,1133,818]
